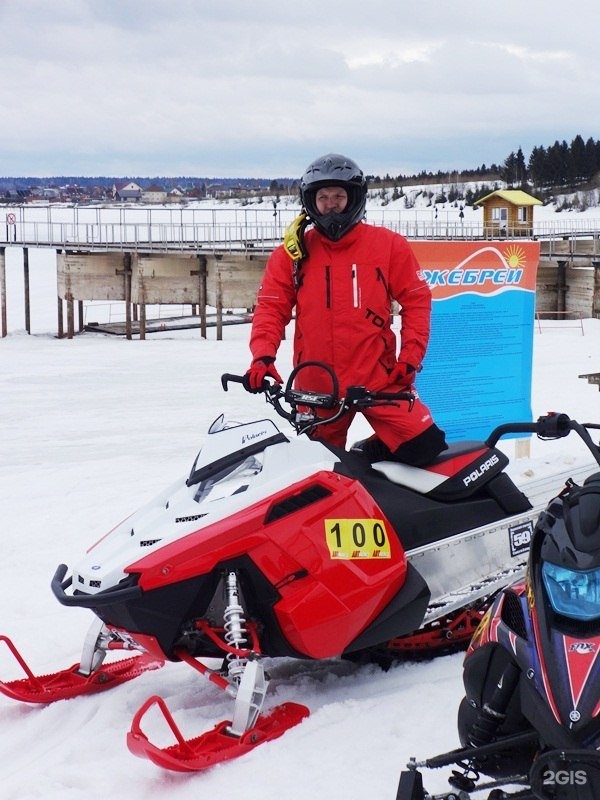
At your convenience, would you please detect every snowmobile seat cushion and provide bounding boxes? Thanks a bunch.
[431,440,488,461]
[370,445,510,501]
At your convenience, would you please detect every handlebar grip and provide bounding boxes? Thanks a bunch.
[221,373,245,391]
[373,391,414,401]
[221,372,273,394]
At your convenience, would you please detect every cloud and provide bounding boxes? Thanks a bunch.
[1,0,600,177]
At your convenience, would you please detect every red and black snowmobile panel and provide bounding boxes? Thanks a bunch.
[72,471,409,661]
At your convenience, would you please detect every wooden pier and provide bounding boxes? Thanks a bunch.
[1,206,600,339]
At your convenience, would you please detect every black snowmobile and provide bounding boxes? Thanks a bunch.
[396,415,600,800]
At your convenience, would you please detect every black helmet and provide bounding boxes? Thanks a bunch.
[533,475,600,622]
[300,153,367,241]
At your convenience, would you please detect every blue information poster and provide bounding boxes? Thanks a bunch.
[409,241,541,442]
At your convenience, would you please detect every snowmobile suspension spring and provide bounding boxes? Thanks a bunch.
[223,571,249,683]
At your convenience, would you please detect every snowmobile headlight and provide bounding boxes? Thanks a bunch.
[542,561,600,621]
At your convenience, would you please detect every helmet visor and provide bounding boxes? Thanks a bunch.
[542,561,600,621]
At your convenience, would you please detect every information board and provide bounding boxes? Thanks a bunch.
[409,241,541,442]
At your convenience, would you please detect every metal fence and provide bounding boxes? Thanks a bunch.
[2,205,600,251]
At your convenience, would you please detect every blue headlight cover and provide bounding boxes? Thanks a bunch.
[542,561,600,621]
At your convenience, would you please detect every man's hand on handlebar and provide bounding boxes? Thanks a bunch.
[243,357,283,393]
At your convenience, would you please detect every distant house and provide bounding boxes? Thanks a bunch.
[474,189,542,235]
[30,186,60,200]
[185,185,206,200]
[2,189,28,201]
[167,187,186,204]
[206,183,224,199]
[141,184,167,204]
[113,181,143,202]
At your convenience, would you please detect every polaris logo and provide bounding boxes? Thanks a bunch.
[463,454,500,486]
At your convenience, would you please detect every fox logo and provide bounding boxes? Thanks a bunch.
[569,642,596,654]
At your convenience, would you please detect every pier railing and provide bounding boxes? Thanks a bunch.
[2,205,600,251]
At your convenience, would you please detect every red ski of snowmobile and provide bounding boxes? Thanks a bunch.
[0,635,164,703]
[127,696,310,772]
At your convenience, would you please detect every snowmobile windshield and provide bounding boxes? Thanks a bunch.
[542,561,600,621]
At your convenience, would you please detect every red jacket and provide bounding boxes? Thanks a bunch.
[250,221,432,393]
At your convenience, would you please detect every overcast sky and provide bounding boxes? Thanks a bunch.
[1,0,599,180]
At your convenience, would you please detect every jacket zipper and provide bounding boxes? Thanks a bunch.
[376,266,391,299]
[352,263,359,308]
[325,265,331,308]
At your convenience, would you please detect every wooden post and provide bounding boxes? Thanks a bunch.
[124,253,132,340]
[593,261,600,319]
[556,260,567,316]
[139,303,146,340]
[66,293,74,339]
[57,297,64,339]
[23,247,31,334]
[56,250,63,338]
[193,254,207,338]
[138,269,146,340]
[78,300,84,332]
[515,439,531,459]
[216,269,223,341]
[61,250,74,339]
[0,247,6,337]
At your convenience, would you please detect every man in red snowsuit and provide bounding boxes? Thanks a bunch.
[245,153,446,466]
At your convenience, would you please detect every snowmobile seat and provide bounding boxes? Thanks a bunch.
[370,441,511,502]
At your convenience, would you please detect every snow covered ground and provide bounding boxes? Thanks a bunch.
[0,246,599,800]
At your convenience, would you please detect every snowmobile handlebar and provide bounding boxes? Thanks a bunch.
[221,363,414,436]
[486,412,600,466]
[222,364,413,407]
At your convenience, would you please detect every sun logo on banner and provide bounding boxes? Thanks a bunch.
[503,245,527,270]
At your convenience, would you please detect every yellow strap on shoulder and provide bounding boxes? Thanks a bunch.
[283,212,309,262]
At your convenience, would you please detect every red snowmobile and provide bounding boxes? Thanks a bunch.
[0,364,586,772]
[396,415,600,800]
